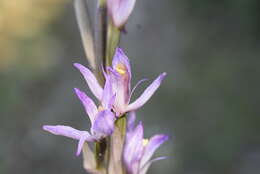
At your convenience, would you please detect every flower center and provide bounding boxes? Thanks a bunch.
[116,63,127,75]
[142,139,149,146]
[98,106,105,111]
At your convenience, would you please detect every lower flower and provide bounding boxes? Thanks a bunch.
[123,112,169,174]
[43,76,116,156]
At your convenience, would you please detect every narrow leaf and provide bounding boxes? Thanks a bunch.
[74,0,96,69]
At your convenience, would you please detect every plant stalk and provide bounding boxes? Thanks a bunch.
[106,19,121,67]
[94,0,107,85]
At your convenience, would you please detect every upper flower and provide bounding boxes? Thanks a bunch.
[107,0,136,28]
[123,112,169,174]
[107,48,167,116]
[74,48,166,117]
[43,75,116,156]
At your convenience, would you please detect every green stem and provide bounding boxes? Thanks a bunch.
[94,0,107,85]
[93,0,109,170]
[93,1,123,173]
[115,115,127,137]
[106,20,121,67]
[98,0,106,6]
[94,139,107,169]
[108,115,127,174]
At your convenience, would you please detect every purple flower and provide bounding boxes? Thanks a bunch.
[74,48,166,117]
[43,75,116,156]
[73,47,166,115]
[123,112,169,174]
[107,0,136,28]
[107,48,167,116]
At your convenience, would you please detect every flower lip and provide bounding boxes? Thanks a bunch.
[91,110,115,138]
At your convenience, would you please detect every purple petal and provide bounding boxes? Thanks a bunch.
[74,88,98,124]
[124,122,144,170]
[76,134,94,156]
[43,125,91,140]
[108,94,116,109]
[140,134,169,167]
[101,75,115,109]
[109,49,133,116]
[126,73,167,112]
[112,48,131,78]
[140,156,168,174]
[107,66,121,78]
[108,66,130,116]
[43,125,95,156]
[127,111,136,132]
[107,0,136,27]
[127,160,140,174]
[74,63,103,100]
[92,110,115,138]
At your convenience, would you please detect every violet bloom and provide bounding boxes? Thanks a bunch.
[74,48,166,117]
[107,0,136,28]
[124,112,169,174]
[107,48,167,116]
[43,75,115,156]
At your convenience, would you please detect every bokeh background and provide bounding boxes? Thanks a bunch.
[1,0,260,174]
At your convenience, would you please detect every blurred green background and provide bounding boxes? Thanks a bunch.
[0,0,260,174]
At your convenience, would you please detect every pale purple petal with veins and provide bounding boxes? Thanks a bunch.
[92,110,115,138]
[101,75,114,109]
[127,111,136,132]
[76,134,93,156]
[74,88,98,124]
[107,0,136,27]
[124,122,144,174]
[107,48,132,115]
[43,125,90,140]
[126,72,167,112]
[140,134,169,167]
[108,68,129,116]
[124,113,169,174]
[140,156,168,174]
[43,125,96,156]
[108,94,116,109]
[112,48,131,78]
[112,48,131,95]
[74,63,103,100]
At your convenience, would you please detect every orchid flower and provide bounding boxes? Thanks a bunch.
[43,74,116,156]
[107,0,136,28]
[123,112,169,174]
[107,48,167,116]
[74,48,166,117]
